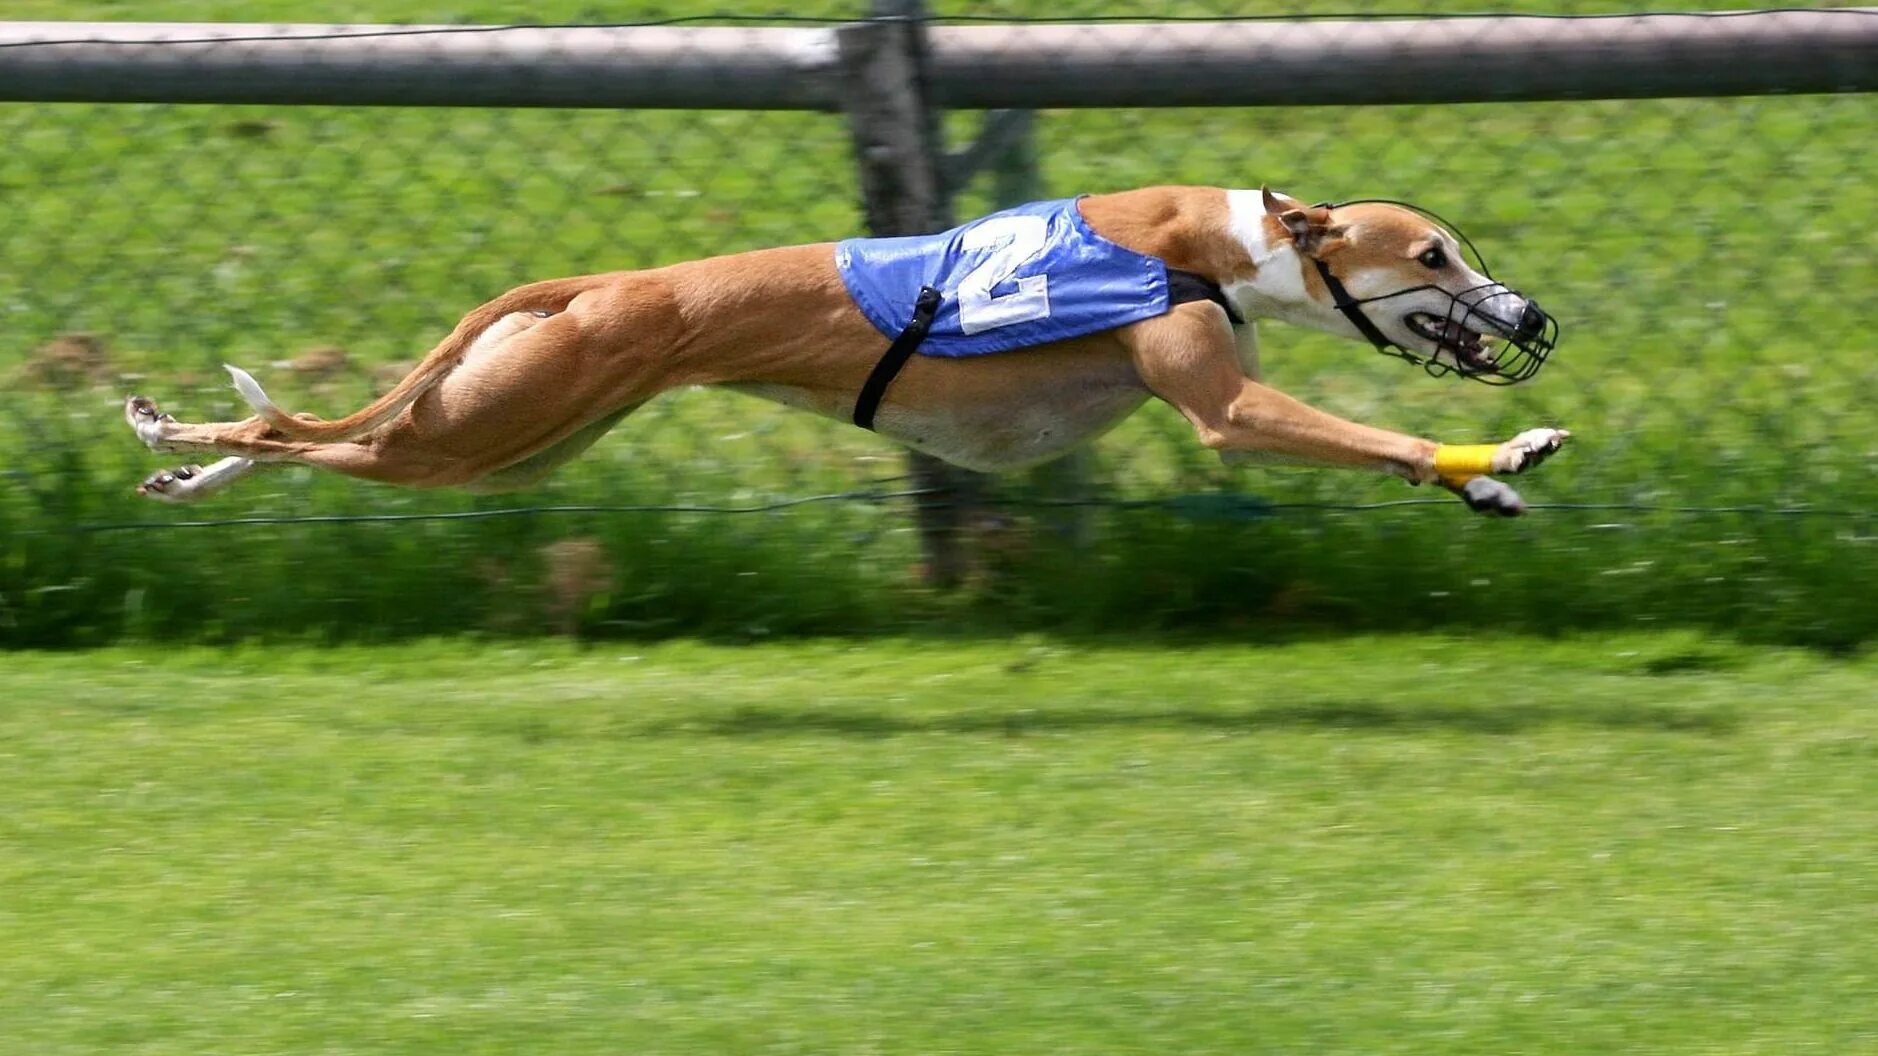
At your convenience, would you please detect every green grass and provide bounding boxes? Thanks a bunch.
[3,635,1876,1053]
[2,2,1876,646]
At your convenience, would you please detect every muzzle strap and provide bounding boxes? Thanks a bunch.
[1311,257,1393,352]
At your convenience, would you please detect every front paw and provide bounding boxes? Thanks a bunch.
[1457,476,1526,517]
[1492,428,1571,475]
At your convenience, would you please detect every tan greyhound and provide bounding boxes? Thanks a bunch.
[125,186,1569,514]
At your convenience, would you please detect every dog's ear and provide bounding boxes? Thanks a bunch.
[1261,186,1309,216]
[1262,187,1343,257]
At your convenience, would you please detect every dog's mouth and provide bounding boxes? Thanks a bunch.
[1407,312,1500,373]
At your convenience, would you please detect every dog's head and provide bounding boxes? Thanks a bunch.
[1246,188,1557,384]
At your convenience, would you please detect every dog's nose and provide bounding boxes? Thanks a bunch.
[1516,300,1547,341]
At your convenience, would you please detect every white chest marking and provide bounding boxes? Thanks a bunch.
[1221,189,1313,327]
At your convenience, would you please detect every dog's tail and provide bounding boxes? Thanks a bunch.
[226,274,615,444]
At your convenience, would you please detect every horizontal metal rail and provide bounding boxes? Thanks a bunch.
[0,23,842,109]
[0,11,1872,110]
[929,11,1878,107]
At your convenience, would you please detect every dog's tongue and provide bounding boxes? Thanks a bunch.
[1441,320,1499,368]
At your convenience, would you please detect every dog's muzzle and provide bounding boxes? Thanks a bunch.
[1311,200,1560,386]
[1398,280,1557,385]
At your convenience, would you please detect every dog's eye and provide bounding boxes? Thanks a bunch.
[1418,247,1447,270]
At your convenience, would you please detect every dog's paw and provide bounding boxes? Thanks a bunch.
[1458,476,1526,517]
[124,395,182,452]
[1491,427,1571,475]
[136,464,205,504]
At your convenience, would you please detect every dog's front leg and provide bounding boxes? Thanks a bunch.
[1127,305,1442,481]
[1233,319,1262,382]
[1123,307,1568,514]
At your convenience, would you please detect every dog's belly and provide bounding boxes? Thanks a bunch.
[883,382,1151,472]
[724,368,1149,473]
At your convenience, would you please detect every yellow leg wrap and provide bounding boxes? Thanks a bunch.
[1433,443,1499,484]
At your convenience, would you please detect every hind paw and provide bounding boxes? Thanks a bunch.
[133,457,256,504]
[136,464,205,503]
[124,395,184,452]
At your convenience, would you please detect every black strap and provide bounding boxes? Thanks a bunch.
[852,285,941,431]
[1312,257,1393,351]
[1166,268,1245,325]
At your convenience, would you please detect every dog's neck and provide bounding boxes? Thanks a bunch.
[1218,188,1342,332]
[1078,186,1337,332]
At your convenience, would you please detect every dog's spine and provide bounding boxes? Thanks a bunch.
[226,275,615,443]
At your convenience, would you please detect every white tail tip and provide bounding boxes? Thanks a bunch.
[224,363,279,416]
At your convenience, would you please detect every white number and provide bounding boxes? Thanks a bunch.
[956,215,1051,334]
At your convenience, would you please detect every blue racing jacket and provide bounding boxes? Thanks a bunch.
[835,197,1180,357]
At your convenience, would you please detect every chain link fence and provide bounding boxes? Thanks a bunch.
[2,5,1874,645]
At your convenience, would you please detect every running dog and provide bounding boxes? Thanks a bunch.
[125,186,1569,514]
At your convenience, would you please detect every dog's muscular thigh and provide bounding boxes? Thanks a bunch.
[370,278,686,484]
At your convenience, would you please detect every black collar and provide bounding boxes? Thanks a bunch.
[1166,268,1245,326]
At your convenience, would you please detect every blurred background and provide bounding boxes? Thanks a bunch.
[1,2,1873,649]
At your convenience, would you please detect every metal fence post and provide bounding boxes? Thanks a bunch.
[836,0,985,588]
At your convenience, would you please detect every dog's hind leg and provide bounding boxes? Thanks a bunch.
[462,403,644,494]
[120,308,561,463]
[126,395,309,460]
[332,282,686,490]
[122,382,625,495]
[125,279,684,493]
[136,457,266,504]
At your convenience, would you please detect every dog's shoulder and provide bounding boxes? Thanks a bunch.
[1078,186,1252,283]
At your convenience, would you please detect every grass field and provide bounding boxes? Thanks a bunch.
[4,635,1875,1054]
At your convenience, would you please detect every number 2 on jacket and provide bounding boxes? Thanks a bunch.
[956,215,1052,334]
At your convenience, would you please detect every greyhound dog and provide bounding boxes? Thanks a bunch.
[125,186,1568,514]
